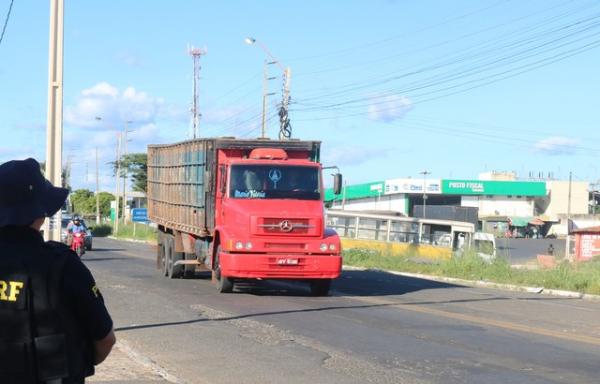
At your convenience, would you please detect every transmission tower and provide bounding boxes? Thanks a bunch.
[188,45,207,139]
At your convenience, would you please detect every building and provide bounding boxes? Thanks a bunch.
[325,174,590,237]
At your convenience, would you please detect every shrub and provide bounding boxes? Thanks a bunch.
[91,224,112,237]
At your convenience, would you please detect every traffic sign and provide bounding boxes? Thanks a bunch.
[131,208,149,223]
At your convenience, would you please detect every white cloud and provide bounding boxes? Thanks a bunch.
[534,136,579,155]
[65,82,161,128]
[115,51,144,67]
[368,94,413,123]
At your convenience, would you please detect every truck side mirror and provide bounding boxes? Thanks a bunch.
[333,173,343,195]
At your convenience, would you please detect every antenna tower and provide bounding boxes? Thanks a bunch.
[188,45,207,139]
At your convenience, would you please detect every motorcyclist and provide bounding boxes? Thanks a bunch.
[67,215,87,251]
[69,215,87,235]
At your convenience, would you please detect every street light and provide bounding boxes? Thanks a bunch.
[245,36,292,140]
[419,171,431,219]
[121,121,134,223]
[96,116,123,233]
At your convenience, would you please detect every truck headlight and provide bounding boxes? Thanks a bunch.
[235,241,253,250]
[329,244,336,251]
[320,243,328,252]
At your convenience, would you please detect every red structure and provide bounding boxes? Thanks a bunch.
[571,226,600,262]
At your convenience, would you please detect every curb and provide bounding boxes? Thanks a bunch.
[342,265,600,301]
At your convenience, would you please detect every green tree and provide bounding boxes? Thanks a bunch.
[69,189,115,218]
[97,191,115,217]
[70,189,95,215]
[111,153,147,193]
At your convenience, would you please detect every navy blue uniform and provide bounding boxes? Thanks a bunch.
[0,226,113,383]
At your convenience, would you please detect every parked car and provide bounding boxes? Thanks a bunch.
[61,216,93,251]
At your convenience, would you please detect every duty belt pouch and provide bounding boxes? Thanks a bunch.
[34,334,68,380]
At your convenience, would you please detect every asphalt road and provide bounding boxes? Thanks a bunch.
[86,238,599,384]
[496,238,566,264]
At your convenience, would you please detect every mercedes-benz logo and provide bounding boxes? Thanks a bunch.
[269,169,282,183]
[279,220,293,232]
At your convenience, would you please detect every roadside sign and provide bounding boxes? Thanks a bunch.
[131,208,149,223]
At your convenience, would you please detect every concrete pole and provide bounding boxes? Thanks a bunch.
[420,170,431,219]
[44,0,64,241]
[122,126,128,223]
[565,171,572,261]
[261,60,268,138]
[114,133,121,235]
[95,147,100,225]
[279,67,292,140]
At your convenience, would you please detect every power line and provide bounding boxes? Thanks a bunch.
[294,0,586,78]
[291,12,600,116]
[295,9,600,108]
[284,0,513,63]
[0,0,15,48]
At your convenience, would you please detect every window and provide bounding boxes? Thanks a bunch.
[357,218,388,240]
[229,165,321,200]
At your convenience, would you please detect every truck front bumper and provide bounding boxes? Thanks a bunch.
[219,252,342,279]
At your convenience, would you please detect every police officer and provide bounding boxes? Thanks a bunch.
[0,158,115,383]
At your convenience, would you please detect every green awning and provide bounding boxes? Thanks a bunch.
[508,217,533,227]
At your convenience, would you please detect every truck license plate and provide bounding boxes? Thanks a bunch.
[277,258,299,265]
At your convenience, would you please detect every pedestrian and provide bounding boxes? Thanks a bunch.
[547,244,554,256]
[0,158,115,383]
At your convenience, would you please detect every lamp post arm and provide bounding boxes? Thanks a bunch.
[254,40,286,72]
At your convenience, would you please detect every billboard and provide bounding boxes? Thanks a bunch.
[442,180,546,196]
[384,178,442,195]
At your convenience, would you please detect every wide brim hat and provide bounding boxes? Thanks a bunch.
[0,158,69,226]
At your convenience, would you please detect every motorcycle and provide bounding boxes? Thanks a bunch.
[71,231,86,257]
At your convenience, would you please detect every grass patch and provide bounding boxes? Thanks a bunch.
[99,223,157,242]
[343,248,600,295]
[109,222,158,243]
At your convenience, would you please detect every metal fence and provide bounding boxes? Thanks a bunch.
[326,210,475,249]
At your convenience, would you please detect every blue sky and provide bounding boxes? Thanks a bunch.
[1,0,600,192]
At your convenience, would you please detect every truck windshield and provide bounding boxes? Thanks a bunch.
[229,165,320,200]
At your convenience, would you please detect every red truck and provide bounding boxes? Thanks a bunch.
[147,138,343,295]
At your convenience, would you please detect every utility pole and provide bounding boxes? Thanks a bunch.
[420,170,431,219]
[95,147,100,225]
[44,0,64,241]
[565,171,572,261]
[121,122,132,223]
[244,38,292,140]
[261,60,276,138]
[279,67,292,140]
[114,133,122,235]
[188,45,207,139]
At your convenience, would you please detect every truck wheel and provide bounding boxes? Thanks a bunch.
[162,235,171,276]
[215,245,233,293]
[167,235,184,279]
[157,232,165,271]
[309,279,331,296]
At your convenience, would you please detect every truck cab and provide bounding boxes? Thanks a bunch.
[213,147,342,294]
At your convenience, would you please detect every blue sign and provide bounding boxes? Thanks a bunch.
[131,208,149,223]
